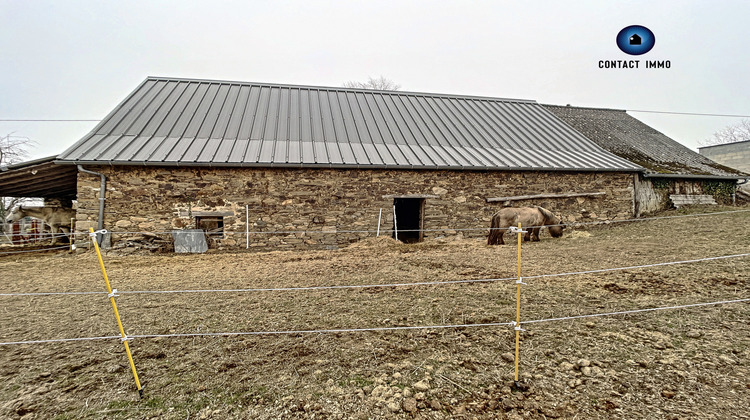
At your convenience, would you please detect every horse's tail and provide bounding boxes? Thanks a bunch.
[487,213,501,245]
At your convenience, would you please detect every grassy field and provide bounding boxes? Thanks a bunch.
[1,206,749,419]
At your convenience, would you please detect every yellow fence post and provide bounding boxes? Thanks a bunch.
[513,222,527,390]
[89,228,144,398]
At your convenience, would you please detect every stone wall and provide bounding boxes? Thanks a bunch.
[75,166,636,250]
[633,176,668,216]
[634,175,738,215]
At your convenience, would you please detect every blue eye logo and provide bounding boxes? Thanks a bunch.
[616,25,655,55]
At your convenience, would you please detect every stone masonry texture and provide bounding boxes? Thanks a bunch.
[74,166,635,250]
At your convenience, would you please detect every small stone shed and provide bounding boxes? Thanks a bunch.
[544,105,749,214]
[52,77,643,249]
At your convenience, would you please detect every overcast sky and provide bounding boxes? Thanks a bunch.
[2,0,749,161]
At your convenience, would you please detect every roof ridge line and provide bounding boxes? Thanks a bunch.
[542,103,627,113]
[145,76,538,104]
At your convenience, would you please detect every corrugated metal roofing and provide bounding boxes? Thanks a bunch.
[0,156,78,199]
[57,77,642,172]
[544,105,747,178]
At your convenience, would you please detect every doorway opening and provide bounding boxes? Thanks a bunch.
[393,197,425,243]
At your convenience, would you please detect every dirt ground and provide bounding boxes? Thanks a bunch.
[1,206,749,419]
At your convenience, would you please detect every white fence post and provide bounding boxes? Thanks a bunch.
[246,205,249,249]
[393,205,398,241]
[376,208,382,237]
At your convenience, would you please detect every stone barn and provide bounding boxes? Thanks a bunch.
[544,105,748,214]
[47,77,648,249]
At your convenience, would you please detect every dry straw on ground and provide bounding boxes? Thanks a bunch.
[1,206,748,419]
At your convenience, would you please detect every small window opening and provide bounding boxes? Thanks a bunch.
[196,216,224,237]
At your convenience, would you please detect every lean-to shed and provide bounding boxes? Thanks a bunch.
[544,105,748,214]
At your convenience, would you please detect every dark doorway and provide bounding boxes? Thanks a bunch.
[393,198,425,243]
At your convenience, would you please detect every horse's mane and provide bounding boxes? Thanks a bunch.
[535,206,559,224]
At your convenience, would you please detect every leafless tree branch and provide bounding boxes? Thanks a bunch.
[1,133,36,234]
[343,76,401,91]
[0,133,34,166]
[701,119,750,146]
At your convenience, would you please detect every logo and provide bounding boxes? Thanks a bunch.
[598,25,669,69]
[616,25,655,55]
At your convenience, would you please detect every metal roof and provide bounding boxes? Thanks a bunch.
[0,156,78,199]
[544,105,747,178]
[57,77,641,172]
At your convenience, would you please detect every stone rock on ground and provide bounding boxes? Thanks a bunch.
[413,380,430,392]
[402,398,418,413]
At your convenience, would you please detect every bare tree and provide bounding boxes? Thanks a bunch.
[1,133,35,234]
[343,76,401,91]
[701,119,750,146]
[0,133,33,166]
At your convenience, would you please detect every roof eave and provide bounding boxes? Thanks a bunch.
[642,173,749,181]
[54,159,642,173]
[2,155,59,171]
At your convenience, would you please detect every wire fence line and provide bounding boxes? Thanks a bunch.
[2,208,748,257]
[2,297,747,347]
[0,232,71,240]
[0,290,107,297]
[12,208,750,239]
[522,297,750,325]
[0,245,71,256]
[0,335,121,346]
[2,216,748,399]
[70,207,750,236]
[523,252,750,281]
[1,231,71,238]
[1,251,748,298]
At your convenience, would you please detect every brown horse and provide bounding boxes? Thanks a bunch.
[487,206,564,245]
[5,206,76,244]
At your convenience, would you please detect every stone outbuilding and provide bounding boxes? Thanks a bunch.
[52,77,644,249]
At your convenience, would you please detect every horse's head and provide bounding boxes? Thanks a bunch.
[549,223,565,238]
[5,206,26,224]
[537,206,565,238]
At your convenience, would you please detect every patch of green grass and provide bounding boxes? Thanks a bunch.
[52,414,79,420]
[143,396,168,409]
[106,400,132,410]
[347,374,374,388]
